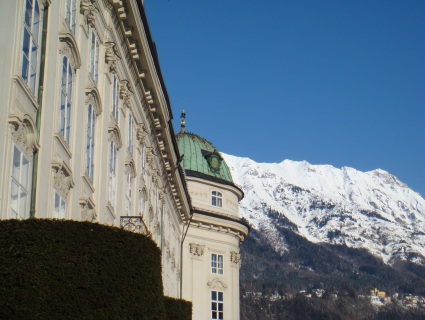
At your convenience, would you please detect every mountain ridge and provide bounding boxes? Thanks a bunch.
[223,153,425,265]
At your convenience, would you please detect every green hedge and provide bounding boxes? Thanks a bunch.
[0,219,166,320]
[164,297,192,320]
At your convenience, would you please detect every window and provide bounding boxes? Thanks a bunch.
[125,172,132,215]
[22,0,41,93]
[128,113,134,155]
[65,0,76,34]
[111,74,119,121]
[212,191,222,207]
[139,189,145,215]
[90,30,99,84]
[9,145,31,219]
[59,56,73,144]
[211,254,224,275]
[85,103,95,180]
[108,140,117,207]
[211,291,224,320]
[53,191,66,219]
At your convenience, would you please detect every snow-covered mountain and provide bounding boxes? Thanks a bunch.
[223,154,425,265]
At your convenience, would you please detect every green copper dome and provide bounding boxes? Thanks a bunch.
[176,132,234,185]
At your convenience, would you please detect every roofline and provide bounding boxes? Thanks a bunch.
[185,170,244,199]
[135,0,173,119]
[194,209,251,233]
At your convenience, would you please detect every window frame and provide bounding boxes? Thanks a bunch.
[9,144,31,219]
[211,253,224,275]
[21,0,42,94]
[211,290,224,320]
[128,112,134,155]
[85,103,95,181]
[139,188,146,216]
[212,191,223,208]
[65,0,76,34]
[53,190,66,219]
[59,55,73,144]
[108,140,117,207]
[125,172,132,216]
[111,74,119,121]
[89,30,99,84]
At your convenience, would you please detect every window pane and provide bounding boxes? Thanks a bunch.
[211,291,217,300]
[19,191,28,218]
[24,0,32,27]
[32,4,40,43]
[62,57,67,87]
[21,29,30,81]
[66,102,71,143]
[10,180,19,214]
[30,65,37,93]
[212,311,217,319]
[22,28,30,58]
[212,303,217,311]
[218,292,223,301]
[12,146,21,181]
[218,303,223,311]
[67,64,73,98]
[60,197,66,218]
[21,154,29,189]
[54,192,60,218]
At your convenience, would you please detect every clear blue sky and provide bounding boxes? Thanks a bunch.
[144,1,425,197]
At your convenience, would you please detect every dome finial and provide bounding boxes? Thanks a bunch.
[180,110,186,133]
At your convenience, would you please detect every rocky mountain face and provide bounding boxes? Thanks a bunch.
[223,154,425,266]
[222,154,425,319]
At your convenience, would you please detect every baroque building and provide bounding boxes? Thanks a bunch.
[0,0,248,319]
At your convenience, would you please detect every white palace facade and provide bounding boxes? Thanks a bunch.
[0,1,249,319]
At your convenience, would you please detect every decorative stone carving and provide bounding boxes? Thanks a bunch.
[119,80,132,107]
[80,0,97,29]
[137,123,147,144]
[230,251,241,266]
[58,33,82,69]
[189,243,205,257]
[104,42,120,74]
[9,117,37,159]
[146,147,155,166]
[159,189,165,202]
[151,169,160,186]
[52,160,74,199]
[108,124,122,148]
[207,278,228,291]
[125,159,136,178]
[80,197,97,222]
[85,87,102,115]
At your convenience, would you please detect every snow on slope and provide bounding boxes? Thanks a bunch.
[222,153,425,264]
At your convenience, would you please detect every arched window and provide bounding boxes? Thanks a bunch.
[9,145,31,219]
[85,103,95,181]
[111,74,119,121]
[59,56,73,144]
[212,191,222,207]
[108,140,117,207]
[90,30,99,84]
[65,0,76,34]
[21,0,41,93]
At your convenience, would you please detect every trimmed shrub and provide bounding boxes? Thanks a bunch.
[0,219,166,320]
[164,297,192,320]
